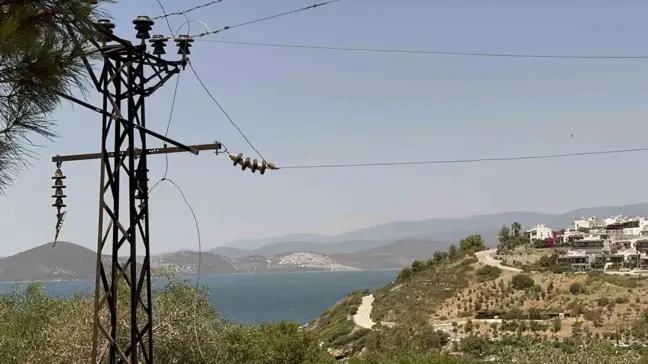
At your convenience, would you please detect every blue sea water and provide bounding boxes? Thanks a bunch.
[0,270,398,324]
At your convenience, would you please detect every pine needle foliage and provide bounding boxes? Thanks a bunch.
[0,0,113,194]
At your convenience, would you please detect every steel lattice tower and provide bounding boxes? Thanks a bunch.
[51,16,220,364]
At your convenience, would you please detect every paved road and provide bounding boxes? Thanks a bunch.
[353,294,376,329]
[475,249,522,272]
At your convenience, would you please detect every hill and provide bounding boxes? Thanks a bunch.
[216,202,648,254]
[310,241,648,361]
[211,239,393,257]
[0,242,102,282]
[329,238,450,270]
[208,246,251,258]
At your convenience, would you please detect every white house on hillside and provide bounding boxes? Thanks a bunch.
[526,224,553,242]
[573,217,605,230]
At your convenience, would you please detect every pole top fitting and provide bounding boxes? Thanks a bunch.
[150,34,168,55]
[133,15,155,40]
[175,34,194,56]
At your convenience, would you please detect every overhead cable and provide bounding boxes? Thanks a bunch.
[152,0,225,21]
[187,59,266,161]
[279,147,648,170]
[180,0,341,39]
[197,39,648,60]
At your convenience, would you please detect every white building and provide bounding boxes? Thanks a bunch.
[526,224,553,242]
[573,217,605,230]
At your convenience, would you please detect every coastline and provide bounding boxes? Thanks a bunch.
[0,268,402,285]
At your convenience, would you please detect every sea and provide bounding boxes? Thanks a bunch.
[0,270,398,325]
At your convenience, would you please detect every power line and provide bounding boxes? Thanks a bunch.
[187,59,266,161]
[153,0,176,38]
[279,147,648,170]
[196,39,648,60]
[185,0,342,39]
[152,1,225,21]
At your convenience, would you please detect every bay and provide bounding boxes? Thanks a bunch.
[0,270,398,324]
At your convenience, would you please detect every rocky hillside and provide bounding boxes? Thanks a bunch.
[310,239,648,362]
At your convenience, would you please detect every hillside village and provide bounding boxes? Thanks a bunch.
[515,215,648,272]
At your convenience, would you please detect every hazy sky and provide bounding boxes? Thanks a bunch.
[2,0,648,256]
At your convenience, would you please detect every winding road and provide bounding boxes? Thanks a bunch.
[475,249,523,272]
[352,248,519,330]
[353,295,376,329]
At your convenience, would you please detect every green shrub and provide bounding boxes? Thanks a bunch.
[511,274,534,290]
[569,283,585,295]
[0,279,334,364]
[475,265,502,282]
[397,268,413,281]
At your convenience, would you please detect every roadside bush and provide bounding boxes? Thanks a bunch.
[511,274,534,290]
[475,265,502,282]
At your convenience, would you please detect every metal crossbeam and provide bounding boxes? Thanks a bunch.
[52,143,221,163]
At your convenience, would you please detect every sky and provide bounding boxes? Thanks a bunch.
[3,0,648,256]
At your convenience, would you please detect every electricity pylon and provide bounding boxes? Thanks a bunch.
[51,15,216,364]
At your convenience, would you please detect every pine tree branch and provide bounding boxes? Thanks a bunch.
[0,0,113,194]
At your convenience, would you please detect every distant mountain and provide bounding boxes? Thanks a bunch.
[0,241,101,282]
[332,204,648,243]
[228,233,331,250]
[209,246,250,259]
[210,240,393,258]
[216,203,648,255]
[358,238,450,260]
[329,238,451,270]
[8,203,648,282]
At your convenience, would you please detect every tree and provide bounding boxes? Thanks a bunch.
[432,251,445,263]
[459,234,485,252]
[411,260,425,273]
[511,222,522,237]
[0,0,111,193]
[498,225,511,245]
[448,244,458,258]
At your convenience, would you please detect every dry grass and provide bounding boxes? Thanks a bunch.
[371,257,477,325]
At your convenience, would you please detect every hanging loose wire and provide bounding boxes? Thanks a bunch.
[152,0,225,20]
[177,0,342,39]
[151,2,207,362]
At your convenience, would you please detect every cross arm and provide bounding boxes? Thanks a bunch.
[52,142,222,163]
